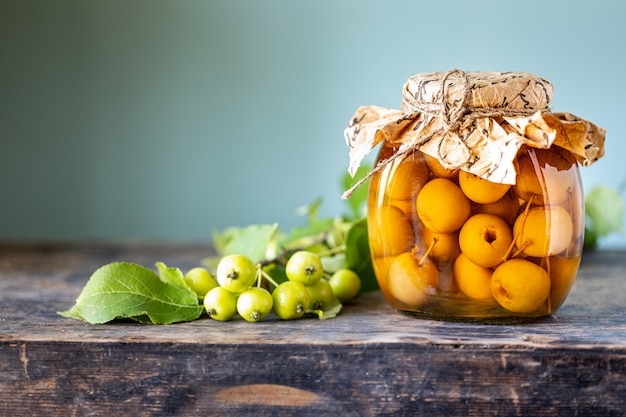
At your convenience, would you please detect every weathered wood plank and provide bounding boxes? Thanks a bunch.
[1,242,625,416]
[2,341,625,416]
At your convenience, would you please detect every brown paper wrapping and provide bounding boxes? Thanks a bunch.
[344,70,606,188]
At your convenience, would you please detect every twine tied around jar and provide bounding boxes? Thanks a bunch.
[404,69,550,131]
[341,69,551,200]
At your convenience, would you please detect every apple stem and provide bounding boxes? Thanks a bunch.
[502,238,518,263]
[419,238,438,266]
[504,194,536,261]
[511,238,532,258]
[257,266,280,289]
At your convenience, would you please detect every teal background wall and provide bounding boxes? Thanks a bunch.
[1,0,625,248]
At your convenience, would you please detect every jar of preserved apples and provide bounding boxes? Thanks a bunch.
[343,70,606,323]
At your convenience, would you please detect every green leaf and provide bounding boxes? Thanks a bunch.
[583,225,598,250]
[217,223,279,263]
[342,164,372,220]
[155,261,190,290]
[281,217,334,250]
[211,226,241,255]
[307,299,343,320]
[585,185,624,236]
[295,196,324,224]
[320,253,347,273]
[344,218,378,293]
[58,262,204,324]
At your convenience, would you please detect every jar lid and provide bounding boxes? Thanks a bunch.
[343,69,606,196]
[402,71,553,114]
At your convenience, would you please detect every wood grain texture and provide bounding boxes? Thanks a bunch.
[1,242,625,416]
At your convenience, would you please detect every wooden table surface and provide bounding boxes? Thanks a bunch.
[1,242,625,416]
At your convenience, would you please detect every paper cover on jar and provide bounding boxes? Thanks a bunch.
[344,70,606,188]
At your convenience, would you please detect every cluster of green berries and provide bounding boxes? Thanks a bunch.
[182,251,361,322]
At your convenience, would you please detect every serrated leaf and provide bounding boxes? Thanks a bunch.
[58,262,203,324]
[219,223,279,263]
[585,185,624,236]
[345,218,378,293]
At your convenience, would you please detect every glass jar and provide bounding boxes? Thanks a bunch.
[367,142,584,323]
[343,70,606,323]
